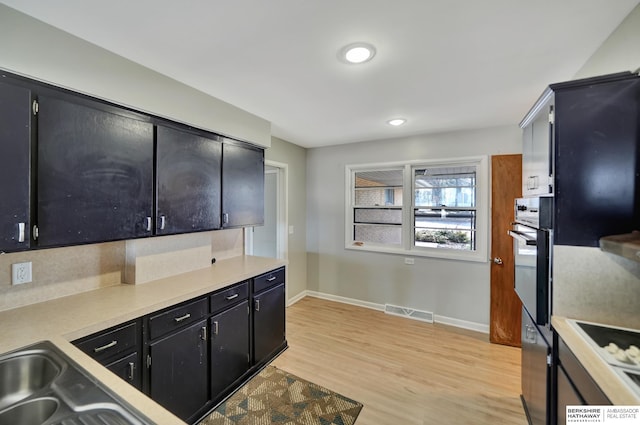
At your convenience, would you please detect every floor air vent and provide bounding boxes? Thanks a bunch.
[384,304,434,323]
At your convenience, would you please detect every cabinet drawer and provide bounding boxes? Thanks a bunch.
[105,351,142,390]
[210,281,249,314]
[148,297,208,340]
[75,321,139,363]
[253,267,285,293]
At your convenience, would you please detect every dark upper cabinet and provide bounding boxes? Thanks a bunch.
[156,125,222,235]
[552,74,640,246]
[222,141,264,228]
[36,94,154,247]
[0,81,32,252]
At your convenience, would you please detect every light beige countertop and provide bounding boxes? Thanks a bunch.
[552,315,640,405]
[0,255,286,425]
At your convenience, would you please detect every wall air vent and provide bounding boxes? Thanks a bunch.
[384,304,434,323]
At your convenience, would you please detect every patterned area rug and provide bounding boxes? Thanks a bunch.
[198,366,363,425]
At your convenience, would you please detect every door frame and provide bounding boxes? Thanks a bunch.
[245,160,289,297]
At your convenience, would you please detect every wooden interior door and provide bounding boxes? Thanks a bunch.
[490,154,522,346]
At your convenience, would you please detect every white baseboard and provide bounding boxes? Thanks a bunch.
[289,290,489,334]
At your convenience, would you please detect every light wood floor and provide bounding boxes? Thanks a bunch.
[271,297,528,425]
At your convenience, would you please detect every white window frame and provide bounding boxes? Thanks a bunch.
[345,156,488,263]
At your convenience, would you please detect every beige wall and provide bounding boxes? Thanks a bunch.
[0,4,271,147]
[305,125,521,329]
[265,137,308,301]
[574,4,640,79]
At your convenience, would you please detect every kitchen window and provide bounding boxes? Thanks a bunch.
[345,156,488,262]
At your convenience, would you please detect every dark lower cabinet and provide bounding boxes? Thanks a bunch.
[148,318,209,422]
[72,268,286,425]
[73,320,142,391]
[210,301,250,401]
[253,283,286,366]
[0,81,32,252]
[555,334,610,425]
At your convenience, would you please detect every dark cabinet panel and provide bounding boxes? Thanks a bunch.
[222,142,264,228]
[72,320,142,391]
[148,319,209,422]
[0,81,32,251]
[554,76,640,246]
[210,301,250,400]
[105,351,142,390]
[156,126,222,234]
[36,95,153,247]
[253,283,286,366]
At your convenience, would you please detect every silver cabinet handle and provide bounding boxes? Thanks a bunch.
[201,326,207,341]
[145,216,152,232]
[127,362,135,381]
[174,313,191,323]
[213,321,219,335]
[94,340,117,353]
[222,213,229,225]
[225,293,239,300]
[17,223,25,243]
[267,276,276,282]
[160,215,166,230]
[255,299,260,312]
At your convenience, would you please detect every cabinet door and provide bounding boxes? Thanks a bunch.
[156,126,221,234]
[522,96,553,196]
[521,308,549,425]
[149,319,209,421]
[105,351,142,390]
[253,283,286,365]
[221,142,264,228]
[37,95,153,247]
[0,82,32,251]
[210,301,250,400]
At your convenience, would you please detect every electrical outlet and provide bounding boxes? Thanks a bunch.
[12,262,32,285]
[404,257,415,265]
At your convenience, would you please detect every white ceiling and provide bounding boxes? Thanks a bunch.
[1,0,638,148]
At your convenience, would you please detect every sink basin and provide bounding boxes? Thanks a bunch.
[0,341,152,425]
[0,351,61,410]
[0,397,58,425]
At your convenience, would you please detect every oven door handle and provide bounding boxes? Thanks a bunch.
[508,230,537,246]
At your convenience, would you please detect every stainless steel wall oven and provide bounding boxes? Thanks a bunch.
[510,196,554,425]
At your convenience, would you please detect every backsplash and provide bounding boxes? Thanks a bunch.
[0,229,244,312]
[553,245,640,328]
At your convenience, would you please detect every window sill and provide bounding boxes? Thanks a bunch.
[345,242,488,263]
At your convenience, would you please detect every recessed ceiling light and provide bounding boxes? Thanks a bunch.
[339,42,376,64]
[387,118,406,126]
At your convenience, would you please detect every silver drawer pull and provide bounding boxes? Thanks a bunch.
[225,294,239,300]
[94,340,117,353]
[17,223,25,243]
[267,276,276,282]
[127,362,136,381]
[213,321,219,336]
[174,313,191,323]
[255,299,260,312]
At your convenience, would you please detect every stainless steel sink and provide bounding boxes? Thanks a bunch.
[0,341,152,425]
[0,350,61,410]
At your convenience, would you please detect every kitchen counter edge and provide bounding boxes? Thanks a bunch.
[552,315,640,405]
[0,255,287,425]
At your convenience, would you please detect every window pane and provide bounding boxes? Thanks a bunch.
[355,208,402,224]
[414,166,476,207]
[355,169,403,207]
[414,209,476,250]
[354,224,402,245]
